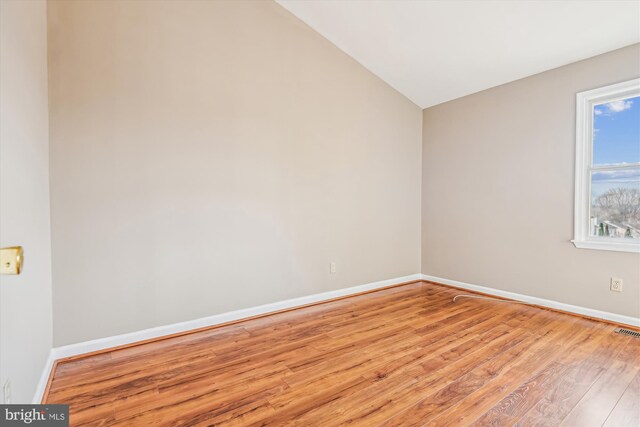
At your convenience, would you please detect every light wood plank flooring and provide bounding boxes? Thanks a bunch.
[45,281,640,426]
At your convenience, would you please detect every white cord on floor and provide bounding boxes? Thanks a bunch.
[452,294,536,306]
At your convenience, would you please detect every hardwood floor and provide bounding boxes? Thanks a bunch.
[45,281,640,426]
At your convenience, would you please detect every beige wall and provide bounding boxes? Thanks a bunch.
[422,44,640,319]
[0,0,53,403]
[48,0,422,346]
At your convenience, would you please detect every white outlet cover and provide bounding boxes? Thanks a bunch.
[610,277,623,292]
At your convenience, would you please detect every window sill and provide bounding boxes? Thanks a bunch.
[572,239,640,253]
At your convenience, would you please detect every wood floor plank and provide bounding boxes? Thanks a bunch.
[378,331,538,427]
[44,281,640,427]
[425,337,565,426]
[470,361,568,427]
[514,360,604,426]
[560,360,639,426]
[603,368,640,427]
[469,320,625,427]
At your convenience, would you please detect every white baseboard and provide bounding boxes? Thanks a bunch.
[52,274,422,361]
[421,274,640,328]
[32,349,55,404]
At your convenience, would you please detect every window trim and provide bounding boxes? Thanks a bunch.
[572,78,640,253]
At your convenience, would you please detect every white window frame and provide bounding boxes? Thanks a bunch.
[573,78,640,253]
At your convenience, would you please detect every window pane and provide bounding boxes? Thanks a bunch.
[593,95,640,166]
[590,168,640,238]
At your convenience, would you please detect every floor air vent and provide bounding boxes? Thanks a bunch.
[614,328,640,338]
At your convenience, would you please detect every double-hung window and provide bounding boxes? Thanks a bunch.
[573,79,640,253]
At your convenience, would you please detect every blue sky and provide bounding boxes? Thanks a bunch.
[591,95,640,198]
[593,96,640,165]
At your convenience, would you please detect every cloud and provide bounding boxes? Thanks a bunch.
[594,99,633,117]
[592,169,640,182]
[605,99,633,113]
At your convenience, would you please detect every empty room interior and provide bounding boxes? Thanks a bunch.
[2,0,640,425]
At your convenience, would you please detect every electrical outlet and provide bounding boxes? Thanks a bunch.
[329,262,337,274]
[3,379,11,404]
[610,277,623,292]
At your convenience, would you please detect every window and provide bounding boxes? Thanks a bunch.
[573,79,640,253]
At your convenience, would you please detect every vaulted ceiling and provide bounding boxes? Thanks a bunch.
[277,0,640,108]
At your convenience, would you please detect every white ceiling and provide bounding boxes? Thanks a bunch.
[276,0,640,108]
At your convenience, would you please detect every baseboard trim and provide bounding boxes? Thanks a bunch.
[52,274,422,363]
[32,349,55,404]
[421,274,640,328]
